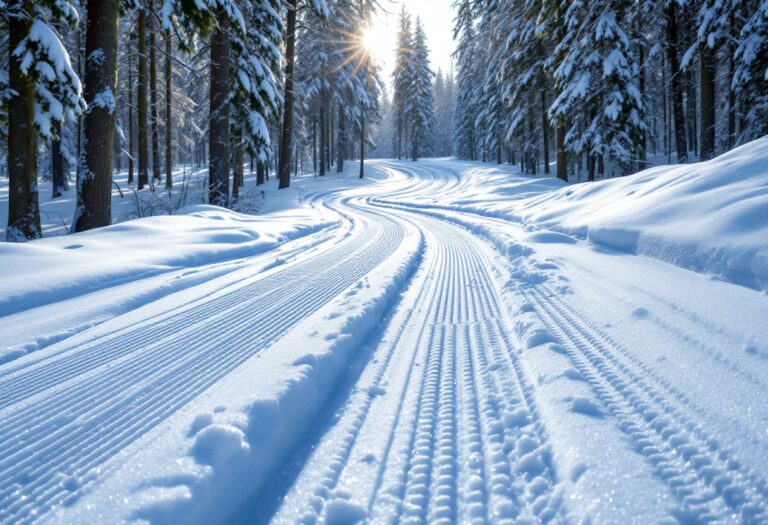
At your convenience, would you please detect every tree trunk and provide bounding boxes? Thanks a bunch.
[165,29,172,190]
[556,125,567,182]
[128,34,134,184]
[665,1,688,163]
[278,0,298,189]
[540,91,550,174]
[337,105,345,172]
[149,0,161,181]
[7,0,41,241]
[359,107,365,178]
[208,14,230,206]
[587,155,596,182]
[74,0,119,232]
[313,116,317,174]
[699,46,716,160]
[137,7,149,188]
[256,162,265,185]
[52,129,68,198]
[319,102,327,176]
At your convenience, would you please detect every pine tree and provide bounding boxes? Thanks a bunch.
[550,0,646,176]
[6,0,84,240]
[409,19,434,161]
[392,7,413,160]
[734,0,768,141]
[453,0,479,161]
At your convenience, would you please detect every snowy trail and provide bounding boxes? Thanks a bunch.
[2,160,768,524]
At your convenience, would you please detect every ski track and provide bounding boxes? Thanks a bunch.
[2,160,766,524]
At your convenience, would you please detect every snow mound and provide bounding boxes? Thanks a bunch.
[514,138,768,290]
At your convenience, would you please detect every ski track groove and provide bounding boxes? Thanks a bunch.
[0,200,408,525]
[526,286,768,524]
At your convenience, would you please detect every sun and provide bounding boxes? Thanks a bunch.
[360,21,388,61]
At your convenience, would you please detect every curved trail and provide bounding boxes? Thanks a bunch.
[2,160,767,525]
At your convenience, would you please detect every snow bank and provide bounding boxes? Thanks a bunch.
[0,205,337,319]
[401,138,768,291]
[514,139,768,290]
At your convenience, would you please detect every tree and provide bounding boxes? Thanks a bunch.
[73,0,120,232]
[137,5,149,188]
[278,0,298,189]
[208,12,230,206]
[392,7,413,160]
[149,0,161,180]
[6,0,84,241]
[550,1,646,176]
[453,0,478,160]
[164,29,172,190]
[409,18,434,161]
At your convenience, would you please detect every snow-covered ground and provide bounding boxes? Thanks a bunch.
[1,142,768,524]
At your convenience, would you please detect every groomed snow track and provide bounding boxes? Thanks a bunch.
[1,160,768,524]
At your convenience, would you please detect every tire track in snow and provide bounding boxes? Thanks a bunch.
[525,286,768,524]
[270,213,564,524]
[0,199,410,525]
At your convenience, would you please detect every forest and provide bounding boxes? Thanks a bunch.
[2,0,767,241]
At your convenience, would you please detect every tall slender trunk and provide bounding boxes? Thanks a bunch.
[149,0,161,181]
[699,46,716,160]
[74,0,119,232]
[256,162,265,185]
[232,141,243,201]
[312,116,317,174]
[638,34,647,167]
[687,71,698,157]
[7,0,41,241]
[208,14,230,206]
[336,104,345,172]
[665,1,688,163]
[556,125,567,182]
[128,34,134,184]
[359,106,365,178]
[319,98,327,177]
[727,9,737,149]
[540,90,550,174]
[137,7,149,188]
[52,125,68,198]
[164,29,172,190]
[277,0,298,189]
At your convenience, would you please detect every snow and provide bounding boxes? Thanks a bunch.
[1,141,768,524]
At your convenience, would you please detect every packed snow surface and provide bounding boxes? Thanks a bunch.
[1,142,768,524]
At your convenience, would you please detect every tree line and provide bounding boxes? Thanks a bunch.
[453,0,768,181]
[1,0,382,241]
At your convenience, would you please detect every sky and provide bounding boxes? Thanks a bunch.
[364,0,457,87]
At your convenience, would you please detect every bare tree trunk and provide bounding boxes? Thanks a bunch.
[540,91,550,174]
[359,107,365,178]
[149,0,161,181]
[665,1,688,163]
[699,46,716,160]
[164,29,172,190]
[52,126,68,198]
[137,7,149,188]
[556,125,567,182]
[337,105,345,172]
[313,116,317,174]
[128,34,134,184]
[74,0,119,232]
[208,14,230,206]
[256,162,265,185]
[278,0,298,189]
[319,97,327,176]
[7,0,41,241]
